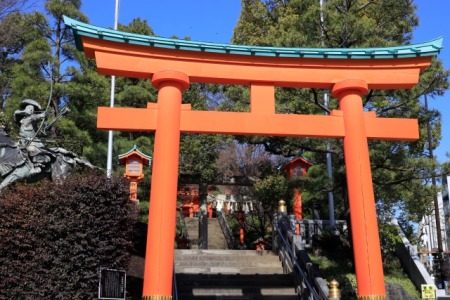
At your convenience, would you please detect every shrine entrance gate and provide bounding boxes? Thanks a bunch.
[65,16,442,300]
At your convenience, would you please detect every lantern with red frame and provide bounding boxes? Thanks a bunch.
[280,154,313,179]
[280,154,313,235]
[118,145,151,201]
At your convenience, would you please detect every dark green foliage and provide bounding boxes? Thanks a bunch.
[254,173,290,210]
[118,17,154,36]
[379,221,403,262]
[309,235,420,299]
[0,171,138,299]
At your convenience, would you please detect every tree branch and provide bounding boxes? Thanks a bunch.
[357,0,379,12]
[363,89,374,106]
[310,88,330,113]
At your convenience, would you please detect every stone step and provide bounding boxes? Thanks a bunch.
[176,273,298,299]
[176,273,294,286]
[175,254,279,262]
[177,287,297,296]
[175,249,283,274]
[128,251,293,298]
[184,217,228,249]
[174,240,297,299]
[175,295,300,300]
[175,266,285,274]
[208,217,228,249]
[184,217,199,249]
[175,249,278,258]
[175,260,281,267]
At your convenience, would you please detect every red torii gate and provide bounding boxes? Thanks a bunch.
[64,16,442,300]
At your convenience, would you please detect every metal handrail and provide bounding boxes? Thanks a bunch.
[173,265,178,300]
[176,208,190,241]
[274,222,323,299]
[217,210,236,249]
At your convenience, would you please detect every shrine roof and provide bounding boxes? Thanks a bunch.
[64,16,442,60]
[118,145,152,165]
[279,153,314,171]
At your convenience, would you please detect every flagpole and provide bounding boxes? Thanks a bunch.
[320,0,335,227]
[106,0,120,177]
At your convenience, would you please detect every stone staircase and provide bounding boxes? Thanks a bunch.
[174,249,299,299]
[184,217,228,249]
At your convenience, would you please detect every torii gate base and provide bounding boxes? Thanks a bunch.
[64,16,442,300]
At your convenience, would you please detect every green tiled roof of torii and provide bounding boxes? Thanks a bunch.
[63,16,443,60]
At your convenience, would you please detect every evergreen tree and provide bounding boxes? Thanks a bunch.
[224,0,449,234]
[0,0,37,109]
[0,11,29,110]
[1,3,156,168]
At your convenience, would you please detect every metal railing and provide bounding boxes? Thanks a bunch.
[217,210,236,249]
[176,208,190,242]
[296,219,348,248]
[173,265,178,300]
[273,214,332,299]
[389,217,436,291]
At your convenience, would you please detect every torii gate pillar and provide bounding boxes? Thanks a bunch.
[333,79,385,296]
[143,71,189,299]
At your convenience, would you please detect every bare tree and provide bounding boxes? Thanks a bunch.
[217,141,273,179]
[0,0,33,20]
[217,140,283,196]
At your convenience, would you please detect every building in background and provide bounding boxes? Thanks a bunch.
[178,184,258,218]
[419,175,450,274]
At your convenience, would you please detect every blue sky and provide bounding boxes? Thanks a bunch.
[79,0,449,162]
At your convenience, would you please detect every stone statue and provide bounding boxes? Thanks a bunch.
[0,99,96,191]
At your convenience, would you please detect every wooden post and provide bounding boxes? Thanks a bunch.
[293,188,302,235]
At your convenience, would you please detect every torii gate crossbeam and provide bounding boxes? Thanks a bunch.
[64,16,442,300]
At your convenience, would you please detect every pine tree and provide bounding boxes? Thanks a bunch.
[225,0,449,233]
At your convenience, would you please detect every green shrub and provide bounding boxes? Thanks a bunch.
[0,171,138,299]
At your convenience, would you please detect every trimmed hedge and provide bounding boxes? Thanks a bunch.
[0,171,138,299]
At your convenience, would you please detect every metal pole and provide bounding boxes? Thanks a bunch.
[425,94,444,287]
[106,0,120,178]
[320,0,335,228]
[320,0,325,32]
[324,93,336,228]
